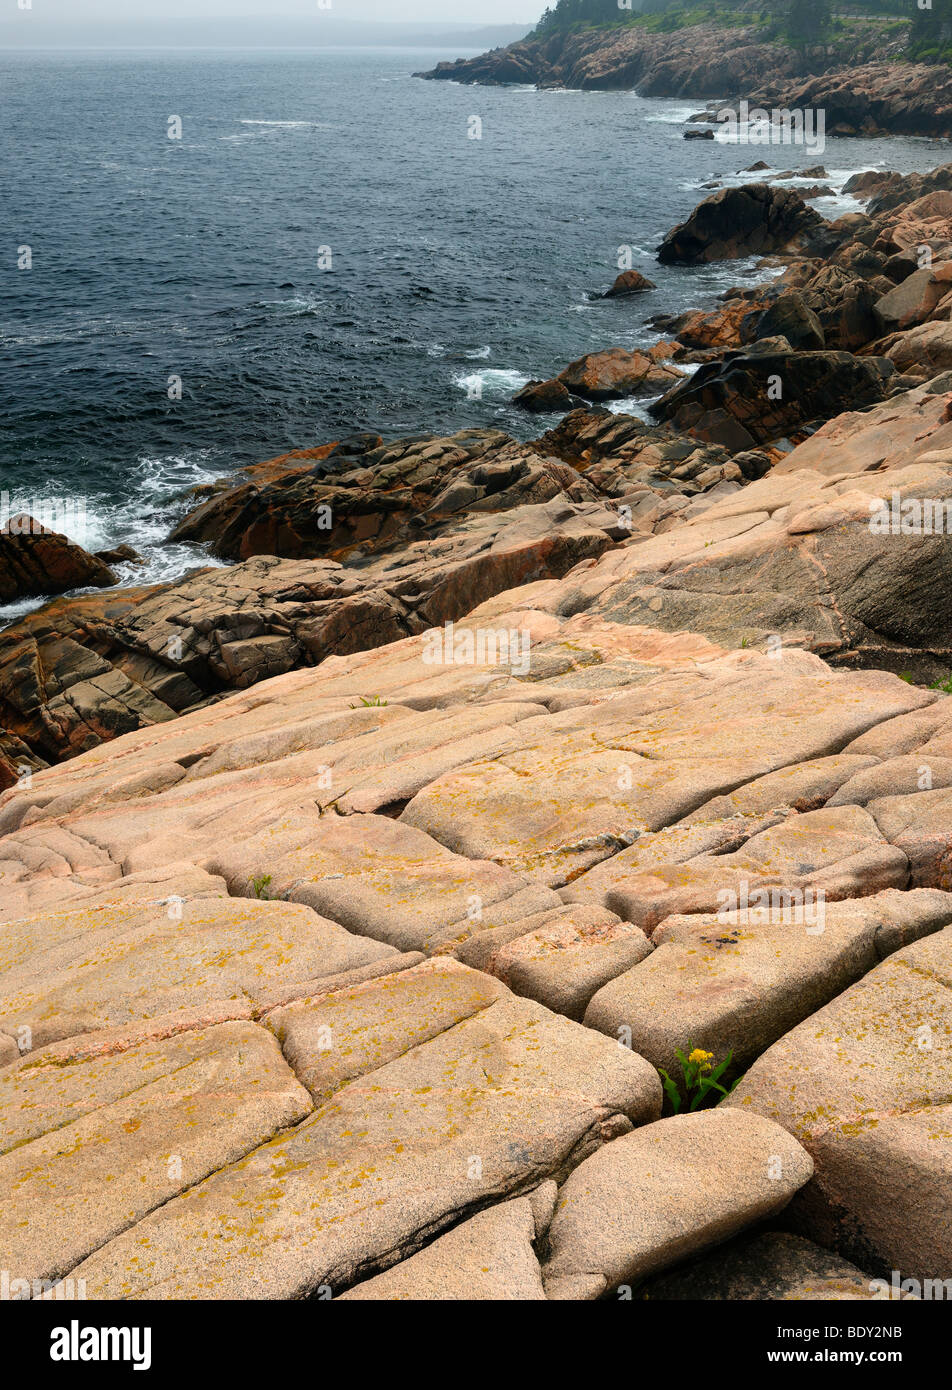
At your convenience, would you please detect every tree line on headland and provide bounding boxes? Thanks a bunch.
[534,0,952,65]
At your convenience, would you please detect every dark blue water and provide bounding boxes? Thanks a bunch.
[2,46,951,606]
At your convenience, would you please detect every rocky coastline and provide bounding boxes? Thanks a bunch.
[3,153,952,1303]
[417,20,952,139]
[9,163,952,776]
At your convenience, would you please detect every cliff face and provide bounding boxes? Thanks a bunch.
[417,21,898,98]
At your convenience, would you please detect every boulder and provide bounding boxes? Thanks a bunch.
[728,928,952,1282]
[339,1191,552,1300]
[673,296,769,351]
[602,269,656,297]
[753,290,824,350]
[511,378,575,412]
[799,265,880,351]
[456,902,652,1021]
[584,888,952,1078]
[558,348,682,401]
[883,320,952,375]
[0,517,116,602]
[650,348,895,446]
[542,1111,813,1298]
[874,262,952,333]
[657,185,822,266]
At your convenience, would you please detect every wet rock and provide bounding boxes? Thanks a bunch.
[0,517,116,602]
[0,452,624,766]
[512,378,576,412]
[602,269,656,297]
[557,347,683,401]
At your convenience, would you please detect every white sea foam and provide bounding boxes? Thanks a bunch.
[605,397,657,421]
[259,295,325,316]
[644,106,705,125]
[0,452,231,628]
[239,120,324,128]
[0,596,51,624]
[453,367,530,398]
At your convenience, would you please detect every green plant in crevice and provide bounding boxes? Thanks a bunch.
[251,873,273,900]
[350,695,388,707]
[658,1044,741,1112]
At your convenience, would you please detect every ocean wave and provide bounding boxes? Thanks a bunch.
[0,595,52,625]
[644,106,706,125]
[0,451,231,627]
[452,367,530,398]
[258,295,325,316]
[605,397,657,421]
[239,119,325,129]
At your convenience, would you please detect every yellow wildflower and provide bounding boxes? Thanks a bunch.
[688,1048,714,1071]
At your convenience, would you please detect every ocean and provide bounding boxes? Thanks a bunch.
[2,45,951,614]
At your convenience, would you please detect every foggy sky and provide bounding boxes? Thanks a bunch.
[6,0,539,24]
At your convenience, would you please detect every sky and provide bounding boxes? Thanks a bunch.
[7,0,539,23]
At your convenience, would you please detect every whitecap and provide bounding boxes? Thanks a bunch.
[0,450,232,629]
[238,119,325,129]
[605,397,657,421]
[0,595,51,624]
[644,106,706,125]
[453,367,530,398]
[258,295,324,316]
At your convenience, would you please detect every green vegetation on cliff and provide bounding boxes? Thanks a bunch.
[909,0,952,64]
[534,0,906,49]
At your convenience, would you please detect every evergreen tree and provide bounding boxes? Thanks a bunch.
[536,0,629,35]
[910,0,952,58]
[787,0,831,48]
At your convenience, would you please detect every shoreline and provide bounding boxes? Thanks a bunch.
[417,22,952,140]
[4,42,952,1312]
[5,157,952,778]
